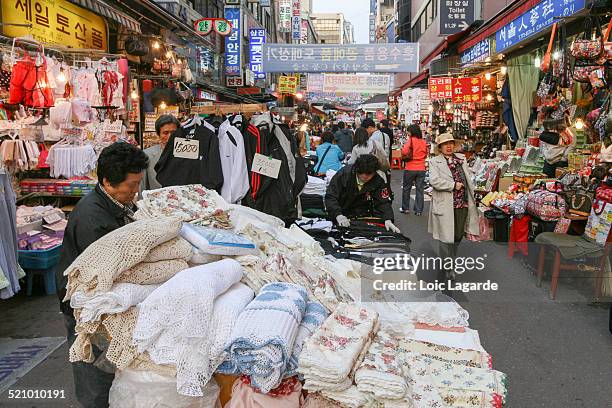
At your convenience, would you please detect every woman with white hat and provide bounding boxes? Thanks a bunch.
[428,133,480,280]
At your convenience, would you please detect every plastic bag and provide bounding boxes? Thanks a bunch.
[180,223,258,256]
[109,368,221,408]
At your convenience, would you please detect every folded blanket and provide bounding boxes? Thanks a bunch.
[399,338,491,368]
[206,283,254,385]
[64,217,182,298]
[115,259,188,285]
[133,259,244,396]
[320,386,371,408]
[225,282,308,393]
[286,301,328,377]
[398,352,445,408]
[355,331,407,400]
[143,236,193,263]
[71,283,160,323]
[299,303,379,390]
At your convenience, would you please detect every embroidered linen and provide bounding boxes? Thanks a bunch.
[133,259,244,396]
[320,385,372,408]
[70,283,160,323]
[137,184,228,223]
[426,362,507,404]
[400,353,446,408]
[299,303,379,393]
[399,339,491,368]
[355,331,407,400]
[64,217,182,298]
[438,389,499,408]
[286,301,329,377]
[225,282,308,393]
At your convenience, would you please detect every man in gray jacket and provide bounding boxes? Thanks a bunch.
[334,121,354,153]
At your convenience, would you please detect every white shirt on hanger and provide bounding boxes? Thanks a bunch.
[218,119,249,204]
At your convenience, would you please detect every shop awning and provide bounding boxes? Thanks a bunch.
[69,0,142,33]
[392,69,429,96]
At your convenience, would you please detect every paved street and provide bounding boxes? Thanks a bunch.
[1,172,611,407]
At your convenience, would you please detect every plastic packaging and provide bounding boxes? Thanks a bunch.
[180,223,258,256]
[109,368,221,408]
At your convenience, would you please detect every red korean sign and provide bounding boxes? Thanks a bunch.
[428,77,482,103]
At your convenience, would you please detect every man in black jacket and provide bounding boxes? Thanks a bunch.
[55,142,148,408]
[325,154,400,233]
[334,121,354,153]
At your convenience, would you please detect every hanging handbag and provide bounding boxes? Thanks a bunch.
[569,193,593,216]
[573,62,599,83]
[541,23,557,72]
[124,37,149,56]
[571,16,604,60]
[37,143,49,169]
[596,183,612,203]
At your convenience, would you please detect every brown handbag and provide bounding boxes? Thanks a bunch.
[541,23,557,72]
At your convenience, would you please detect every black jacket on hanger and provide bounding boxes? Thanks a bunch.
[325,164,394,222]
[243,118,306,225]
[155,119,224,190]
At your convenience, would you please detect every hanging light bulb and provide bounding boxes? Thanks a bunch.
[486,94,493,101]
[575,118,585,130]
[130,88,139,100]
[153,41,160,50]
[165,50,172,59]
[57,67,66,83]
[485,72,492,81]
[159,101,167,110]
[534,55,541,67]
[553,50,561,60]
[445,102,452,111]
[501,65,507,76]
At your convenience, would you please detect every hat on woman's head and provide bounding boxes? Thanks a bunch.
[434,132,460,154]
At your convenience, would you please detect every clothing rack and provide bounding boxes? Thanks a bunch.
[190,104,267,115]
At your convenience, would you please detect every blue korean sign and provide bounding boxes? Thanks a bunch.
[495,0,585,53]
[224,7,241,76]
[460,38,490,64]
[249,29,266,80]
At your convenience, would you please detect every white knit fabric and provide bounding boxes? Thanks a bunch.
[71,283,160,323]
[225,282,308,393]
[286,301,329,377]
[320,386,371,408]
[206,282,254,384]
[133,259,244,396]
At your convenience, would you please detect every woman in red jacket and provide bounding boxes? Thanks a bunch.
[400,124,428,215]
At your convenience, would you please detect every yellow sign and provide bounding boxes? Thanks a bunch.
[2,0,108,51]
[278,75,299,94]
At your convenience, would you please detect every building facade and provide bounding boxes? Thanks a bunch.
[311,13,345,44]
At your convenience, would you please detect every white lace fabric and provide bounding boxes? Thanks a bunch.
[133,259,244,397]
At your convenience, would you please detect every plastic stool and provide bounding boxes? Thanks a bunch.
[391,157,402,170]
[25,267,57,296]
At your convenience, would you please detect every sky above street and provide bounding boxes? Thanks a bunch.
[313,0,369,44]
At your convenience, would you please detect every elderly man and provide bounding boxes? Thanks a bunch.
[56,142,149,407]
[142,114,180,191]
[325,154,400,233]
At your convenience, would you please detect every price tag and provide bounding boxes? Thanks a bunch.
[173,137,199,159]
[103,119,123,133]
[43,212,63,225]
[144,113,157,132]
[251,153,282,179]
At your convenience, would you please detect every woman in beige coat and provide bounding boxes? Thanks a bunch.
[428,133,480,277]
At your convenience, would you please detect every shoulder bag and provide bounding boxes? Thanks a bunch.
[541,23,557,72]
[571,15,604,60]
[312,145,332,175]
[371,143,390,171]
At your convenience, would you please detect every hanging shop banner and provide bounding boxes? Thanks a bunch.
[227,75,244,87]
[278,75,299,93]
[2,0,107,50]
[292,16,302,40]
[428,77,482,102]
[369,14,376,43]
[321,74,390,94]
[439,0,475,35]
[300,19,309,44]
[262,44,419,73]
[306,74,325,93]
[495,0,585,53]
[224,7,241,77]
[451,77,482,103]
[279,0,292,33]
[460,38,490,65]
[249,29,266,80]
[194,18,232,36]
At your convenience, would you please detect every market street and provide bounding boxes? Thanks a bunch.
[0,172,610,408]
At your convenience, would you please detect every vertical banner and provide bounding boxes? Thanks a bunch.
[249,28,266,80]
[224,7,241,77]
[300,19,309,44]
[291,0,301,40]
[451,77,482,103]
[279,0,292,33]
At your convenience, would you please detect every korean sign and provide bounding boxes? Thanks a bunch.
[440,0,475,35]
[224,7,241,77]
[2,0,107,50]
[249,29,266,80]
[227,76,244,87]
[194,18,232,36]
[428,77,482,103]
[321,74,390,94]
[369,14,376,43]
[300,19,308,44]
[278,75,299,93]
[495,0,585,53]
[460,39,490,65]
[262,43,419,73]
[291,0,301,40]
[279,0,292,33]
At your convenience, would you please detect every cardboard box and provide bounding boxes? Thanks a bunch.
[498,175,514,192]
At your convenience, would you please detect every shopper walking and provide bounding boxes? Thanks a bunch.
[428,133,480,280]
[347,128,389,175]
[55,143,149,408]
[141,114,180,192]
[400,124,428,215]
[334,121,354,153]
[314,131,345,174]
